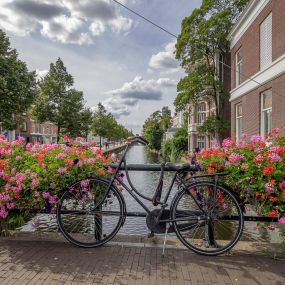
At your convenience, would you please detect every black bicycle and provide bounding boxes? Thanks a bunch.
[57,138,244,256]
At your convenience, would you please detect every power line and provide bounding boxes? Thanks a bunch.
[111,0,285,100]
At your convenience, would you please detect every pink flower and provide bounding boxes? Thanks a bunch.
[268,153,282,163]
[16,173,25,182]
[241,133,248,139]
[250,135,263,144]
[6,203,14,209]
[15,156,22,161]
[228,153,244,165]
[49,195,57,204]
[25,169,31,174]
[56,153,66,159]
[34,191,40,197]
[30,172,37,179]
[241,163,249,169]
[278,217,285,224]
[57,167,67,174]
[108,167,114,174]
[11,168,17,174]
[222,138,236,147]
[42,192,50,198]
[32,179,40,186]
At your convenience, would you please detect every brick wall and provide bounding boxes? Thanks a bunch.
[231,73,285,137]
[231,0,285,90]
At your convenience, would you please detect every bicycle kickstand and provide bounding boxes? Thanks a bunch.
[162,223,170,257]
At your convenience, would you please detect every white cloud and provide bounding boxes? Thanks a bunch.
[149,41,182,74]
[102,76,176,118]
[89,21,106,36]
[35,69,48,80]
[0,0,134,44]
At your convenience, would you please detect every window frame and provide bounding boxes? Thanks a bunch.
[260,89,272,138]
[196,103,206,125]
[260,12,272,70]
[235,103,242,142]
[236,48,243,87]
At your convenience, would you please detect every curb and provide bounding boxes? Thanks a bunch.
[1,230,284,257]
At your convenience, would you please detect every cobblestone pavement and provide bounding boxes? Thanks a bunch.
[0,239,284,285]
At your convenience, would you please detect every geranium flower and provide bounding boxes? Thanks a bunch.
[278,217,285,224]
[263,166,275,176]
[57,167,67,174]
[250,135,263,144]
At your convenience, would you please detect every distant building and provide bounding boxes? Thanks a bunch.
[229,0,285,140]
[16,114,57,143]
[165,127,179,140]
[187,52,231,151]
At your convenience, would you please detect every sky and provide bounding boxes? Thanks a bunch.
[0,0,202,134]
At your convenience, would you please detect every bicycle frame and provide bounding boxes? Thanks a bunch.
[105,143,213,224]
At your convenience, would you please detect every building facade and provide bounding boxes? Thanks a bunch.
[187,52,231,152]
[16,114,57,143]
[229,0,285,140]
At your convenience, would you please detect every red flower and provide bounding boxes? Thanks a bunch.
[207,167,215,174]
[202,151,211,159]
[263,166,275,176]
[209,161,215,167]
[282,190,285,198]
[268,209,278,218]
[217,164,222,171]
[97,168,105,176]
[269,196,278,202]
[258,141,266,147]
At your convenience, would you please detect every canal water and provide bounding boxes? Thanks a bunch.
[19,145,283,243]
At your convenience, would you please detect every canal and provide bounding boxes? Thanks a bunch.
[19,145,282,243]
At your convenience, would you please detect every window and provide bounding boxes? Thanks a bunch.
[236,49,243,86]
[236,103,242,142]
[261,89,272,138]
[196,103,206,124]
[260,13,272,70]
[197,135,205,150]
[20,121,27,132]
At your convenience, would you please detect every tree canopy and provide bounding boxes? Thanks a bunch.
[33,58,86,140]
[175,0,249,141]
[92,103,132,147]
[0,29,37,130]
[142,106,172,151]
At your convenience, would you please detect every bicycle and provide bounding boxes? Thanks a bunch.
[57,138,244,256]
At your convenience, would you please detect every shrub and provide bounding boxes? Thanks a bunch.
[0,135,110,221]
[196,130,285,223]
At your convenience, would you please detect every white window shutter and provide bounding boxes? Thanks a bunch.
[260,13,272,69]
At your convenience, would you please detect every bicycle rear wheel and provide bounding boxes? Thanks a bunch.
[171,182,244,256]
[57,178,125,248]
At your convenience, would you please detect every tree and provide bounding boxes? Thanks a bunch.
[0,30,36,130]
[175,0,249,142]
[33,58,85,141]
[142,111,163,151]
[92,103,132,147]
[78,108,94,141]
[161,106,172,132]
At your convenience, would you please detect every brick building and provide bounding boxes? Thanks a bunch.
[17,114,57,143]
[229,0,285,140]
[187,52,231,151]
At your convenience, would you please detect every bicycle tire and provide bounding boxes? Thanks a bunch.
[57,178,125,248]
[171,181,244,256]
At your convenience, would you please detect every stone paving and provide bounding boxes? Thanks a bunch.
[0,238,284,285]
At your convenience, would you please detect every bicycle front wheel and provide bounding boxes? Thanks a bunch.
[57,178,125,248]
[171,182,244,256]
